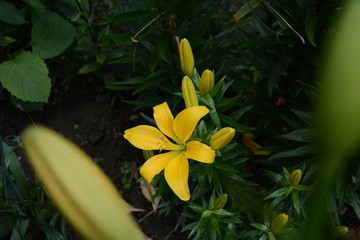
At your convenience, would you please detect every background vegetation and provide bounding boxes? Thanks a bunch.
[1,0,360,239]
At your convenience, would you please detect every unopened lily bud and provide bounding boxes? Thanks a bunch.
[179,38,194,77]
[333,226,348,237]
[199,69,214,96]
[210,127,235,150]
[182,76,198,108]
[21,126,143,240]
[270,213,288,233]
[213,194,228,210]
[289,169,302,187]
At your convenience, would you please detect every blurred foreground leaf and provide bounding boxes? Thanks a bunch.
[305,1,360,239]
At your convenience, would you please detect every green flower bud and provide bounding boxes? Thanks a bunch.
[210,127,236,150]
[288,169,302,187]
[179,38,194,77]
[213,194,228,210]
[182,76,198,108]
[333,226,348,237]
[199,69,214,96]
[270,213,288,233]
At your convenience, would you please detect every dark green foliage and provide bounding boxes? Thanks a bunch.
[2,0,360,239]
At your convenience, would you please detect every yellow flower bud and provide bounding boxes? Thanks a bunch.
[333,226,348,237]
[242,132,271,156]
[270,213,288,233]
[288,169,302,187]
[199,69,214,96]
[210,127,235,150]
[179,38,194,77]
[182,76,198,108]
[22,126,143,240]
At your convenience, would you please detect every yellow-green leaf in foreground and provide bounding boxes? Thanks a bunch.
[22,125,143,240]
[319,0,360,159]
[305,2,360,239]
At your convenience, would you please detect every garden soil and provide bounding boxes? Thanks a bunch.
[0,77,186,240]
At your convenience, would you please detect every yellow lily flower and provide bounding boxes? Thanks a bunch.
[124,102,215,201]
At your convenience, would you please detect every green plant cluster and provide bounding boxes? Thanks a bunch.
[2,0,360,240]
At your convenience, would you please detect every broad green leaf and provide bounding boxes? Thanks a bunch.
[31,11,76,59]
[0,1,27,25]
[10,95,45,111]
[233,0,262,21]
[0,51,51,102]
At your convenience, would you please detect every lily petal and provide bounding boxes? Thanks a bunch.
[173,106,209,143]
[185,141,215,163]
[124,125,182,151]
[153,102,179,143]
[140,151,181,183]
[164,154,190,201]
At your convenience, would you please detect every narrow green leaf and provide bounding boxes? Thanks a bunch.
[233,0,262,21]
[291,191,301,215]
[265,187,289,199]
[2,141,29,198]
[0,36,15,46]
[268,145,315,160]
[250,223,269,232]
[305,12,317,47]
[282,128,312,143]
[78,62,103,74]
[348,191,360,220]
[219,114,253,133]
